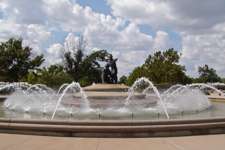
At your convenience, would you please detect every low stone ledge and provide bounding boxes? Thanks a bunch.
[10,118,69,125]
[0,95,8,102]
[8,123,67,131]
[132,117,225,125]
[2,118,225,137]
[0,118,11,123]
[67,125,133,132]
[132,122,225,132]
[0,123,10,129]
[67,120,133,126]
[3,117,225,126]
[2,121,225,133]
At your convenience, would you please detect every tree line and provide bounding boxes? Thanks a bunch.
[0,37,109,89]
[118,48,222,86]
[0,37,223,89]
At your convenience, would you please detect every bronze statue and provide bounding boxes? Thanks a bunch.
[101,54,118,84]
[101,64,111,83]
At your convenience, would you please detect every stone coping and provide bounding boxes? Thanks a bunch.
[0,95,8,102]
[1,117,225,137]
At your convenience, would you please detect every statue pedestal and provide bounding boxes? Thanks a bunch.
[61,84,157,108]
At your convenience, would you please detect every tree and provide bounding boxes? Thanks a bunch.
[0,38,45,82]
[60,35,109,86]
[127,48,191,85]
[222,78,225,83]
[27,65,73,89]
[118,75,128,84]
[62,35,86,82]
[126,66,147,86]
[79,50,109,86]
[198,64,222,83]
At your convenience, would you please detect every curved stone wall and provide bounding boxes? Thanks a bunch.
[1,117,225,137]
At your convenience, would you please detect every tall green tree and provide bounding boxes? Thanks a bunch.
[61,35,87,82]
[0,38,44,82]
[126,66,147,86]
[127,48,191,85]
[27,65,73,89]
[63,50,109,86]
[118,75,128,84]
[60,35,109,86]
[79,50,109,86]
[198,64,221,83]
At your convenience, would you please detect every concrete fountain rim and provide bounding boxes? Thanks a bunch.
[1,92,225,137]
[1,116,225,137]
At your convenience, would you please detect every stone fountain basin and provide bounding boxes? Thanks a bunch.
[61,97,157,108]
[1,117,225,137]
[61,84,157,108]
[83,84,131,92]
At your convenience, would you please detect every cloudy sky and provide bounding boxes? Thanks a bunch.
[0,0,225,79]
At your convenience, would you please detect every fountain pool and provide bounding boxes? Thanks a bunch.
[0,78,224,120]
[1,78,225,137]
[1,101,225,120]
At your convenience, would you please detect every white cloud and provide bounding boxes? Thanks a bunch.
[107,0,225,34]
[117,23,154,50]
[0,0,46,24]
[0,0,51,56]
[112,50,150,78]
[153,31,172,50]
[107,0,225,78]
[1,0,225,79]
[46,43,63,65]
[0,20,51,55]
[180,33,225,77]
[24,24,52,54]
[0,20,26,41]
[43,0,101,32]
[47,43,62,55]
[83,14,124,48]
[84,21,172,51]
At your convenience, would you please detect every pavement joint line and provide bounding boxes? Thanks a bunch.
[95,138,100,150]
[165,138,185,150]
[4,135,35,150]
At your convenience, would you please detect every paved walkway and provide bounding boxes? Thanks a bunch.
[1,133,225,150]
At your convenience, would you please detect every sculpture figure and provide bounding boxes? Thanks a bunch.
[108,54,118,84]
[101,64,111,83]
[101,54,118,84]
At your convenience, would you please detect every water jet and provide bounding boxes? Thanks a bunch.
[1,79,225,137]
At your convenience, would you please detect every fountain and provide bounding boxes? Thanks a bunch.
[1,53,225,137]
[1,79,225,137]
[1,77,218,119]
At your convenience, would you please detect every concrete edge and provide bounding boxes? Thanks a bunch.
[1,117,225,137]
[2,117,225,125]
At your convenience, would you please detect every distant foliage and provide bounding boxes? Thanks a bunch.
[198,64,222,83]
[27,65,73,89]
[0,37,110,88]
[126,48,191,86]
[0,38,44,82]
[118,75,128,84]
[60,35,109,86]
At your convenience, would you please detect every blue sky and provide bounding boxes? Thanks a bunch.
[0,0,225,78]
[77,0,112,16]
